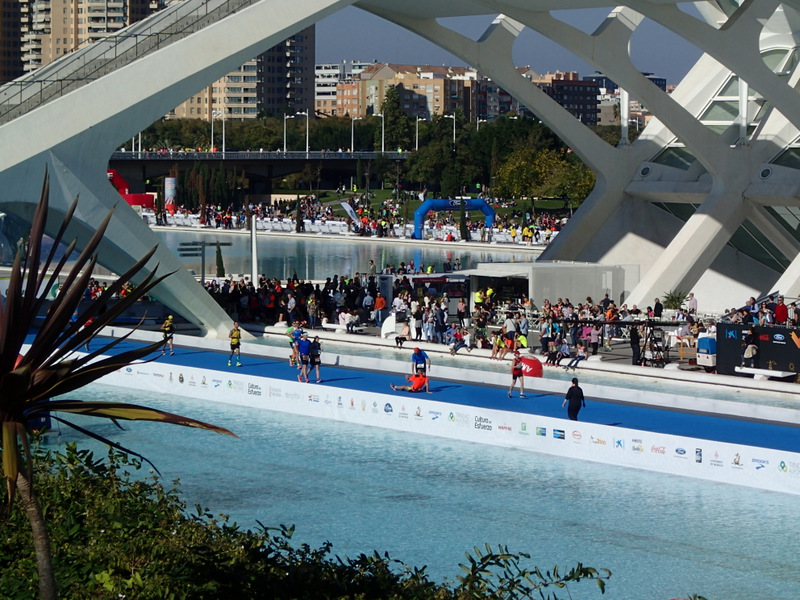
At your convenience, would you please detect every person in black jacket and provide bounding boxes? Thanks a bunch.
[562,378,586,421]
[630,325,641,366]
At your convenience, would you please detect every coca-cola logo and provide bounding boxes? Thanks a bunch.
[651,445,666,454]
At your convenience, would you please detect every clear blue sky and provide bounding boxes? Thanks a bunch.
[316,7,701,86]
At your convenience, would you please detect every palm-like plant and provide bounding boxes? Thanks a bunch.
[0,171,235,599]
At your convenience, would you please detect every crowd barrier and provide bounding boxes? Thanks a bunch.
[141,211,558,244]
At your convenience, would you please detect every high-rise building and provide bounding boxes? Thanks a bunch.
[257,26,315,117]
[5,2,313,122]
[1,0,24,82]
[19,0,160,75]
[170,26,315,121]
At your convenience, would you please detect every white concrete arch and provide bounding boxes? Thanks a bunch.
[4,0,800,318]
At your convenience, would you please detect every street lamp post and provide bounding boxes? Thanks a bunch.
[296,111,309,155]
[350,116,362,152]
[375,113,385,154]
[477,118,487,131]
[415,116,425,151]
[213,109,226,154]
[444,114,456,149]
[210,114,214,152]
[283,114,294,152]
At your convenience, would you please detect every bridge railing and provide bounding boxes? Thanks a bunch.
[0,0,261,124]
[109,151,412,161]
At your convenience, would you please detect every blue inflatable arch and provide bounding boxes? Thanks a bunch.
[413,198,496,239]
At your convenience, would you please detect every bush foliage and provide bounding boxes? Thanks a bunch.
[1,443,611,599]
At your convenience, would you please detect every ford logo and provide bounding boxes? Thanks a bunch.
[774,334,785,341]
[676,448,686,455]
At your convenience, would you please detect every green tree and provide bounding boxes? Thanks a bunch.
[494,146,539,198]
[0,171,234,599]
[379,87,412,151]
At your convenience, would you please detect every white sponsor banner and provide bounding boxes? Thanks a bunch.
[105,363,800,496]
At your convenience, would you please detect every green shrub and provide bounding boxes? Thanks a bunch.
[1,444,612,599]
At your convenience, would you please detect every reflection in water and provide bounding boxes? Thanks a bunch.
[154,230,539,281]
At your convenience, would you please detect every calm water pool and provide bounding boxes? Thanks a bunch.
[57,383,800,600]
[154,229,539,280]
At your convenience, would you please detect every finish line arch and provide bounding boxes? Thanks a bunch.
[414,198,496,239]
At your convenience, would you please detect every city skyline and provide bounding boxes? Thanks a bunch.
[316,7,702,87]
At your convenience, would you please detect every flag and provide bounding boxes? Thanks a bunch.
[340,202,358,222]
[520,356,543,378]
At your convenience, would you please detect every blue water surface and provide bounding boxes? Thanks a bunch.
[58,383,800,600]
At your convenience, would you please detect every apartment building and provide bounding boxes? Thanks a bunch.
[336,62,479,119]
[5,0,313,122]
[315,60,370,116]
[170,26,315,121]
[19,0,159,75]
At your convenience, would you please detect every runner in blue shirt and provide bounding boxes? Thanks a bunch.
[296,333,312,383]
[410,347,431,374]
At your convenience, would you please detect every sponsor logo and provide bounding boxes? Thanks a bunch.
[307,394,320,403]
[710,451,723,468]
[212,378,222,388]
[632,444,644,454]
[651,445,666,454]
[474,416,493,431]
[553,429,565,440]
[572,431,582,441]
[726,329,738,339]
[247,383,262,396]
[774,333,786,343]
[337,397,344,408]
[415,407,423,419]
[675,448,686,456]
[775,459,800,477]
[614,438,624,450]
[732,453,743,468]
[449,411,471,427]
[384,403,393,414]
[429,410,442,421]
[372,400,379,413]
[752,458,769,470]
[497,424,512,432]
[695,448,703,463]
[361,400,366,411]
[153,372,164,378]
[178,373,184,384]
[590,436,607,446]
[519,422,528,435]
[125,367,133,374]
[536,426,547,437]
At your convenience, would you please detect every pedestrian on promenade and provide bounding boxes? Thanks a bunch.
[309,335,323,383]
[228,321,242,367]
[507,350,526,398]
[562,377,586,421]
[161,315,175,355]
